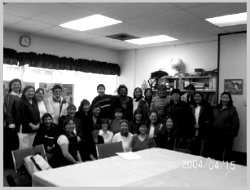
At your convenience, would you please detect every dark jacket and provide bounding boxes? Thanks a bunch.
[133,98,149,120]
[192,102,214,138]
[33,123,59,153]
[4,94,22,132]
[213,105,239,137]
[85,135,104,160]
[91,94,116,119]
[114,96,133,121]
[166,100,195,138]
[75,111,93,141]
[20,98,40,133]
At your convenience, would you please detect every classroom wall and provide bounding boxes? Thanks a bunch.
[119,37,246,153]
[219,33,246,153]
[4,29,120,64]
[119,40,218,96]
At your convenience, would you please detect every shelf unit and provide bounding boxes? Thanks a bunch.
[152,75,217,106]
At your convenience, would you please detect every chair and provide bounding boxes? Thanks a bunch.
[9,144,47,186]
[96,142,123,159]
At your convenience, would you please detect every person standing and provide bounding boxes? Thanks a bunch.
[144,88,153,112]
[91,84,115,120]
[114,85,133,121]
[133,87,149,120]
[150,85,170,122]
[190,92,213,156]
[3,78,22,168]
[166,89,195,153]
[46,85,68,125]
[35,88,48,119]
[211,92,239,161]
[20,85,40,148]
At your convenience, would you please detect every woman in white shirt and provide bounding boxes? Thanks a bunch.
[99,118,113,144]
[35,88,48,119]
[112,119,133,152]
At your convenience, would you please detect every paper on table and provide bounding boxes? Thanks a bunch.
[116,152,142,160]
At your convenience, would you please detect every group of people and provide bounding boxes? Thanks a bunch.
[4,78,240,169]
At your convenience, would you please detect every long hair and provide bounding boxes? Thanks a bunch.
[193,91,204,106]
[77,99,90,113]
[218,91,233,108]
[133,87,143,100]
[133,108,144,122]
[41,113,53,124]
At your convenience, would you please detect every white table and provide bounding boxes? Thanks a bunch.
[32,148,247,187]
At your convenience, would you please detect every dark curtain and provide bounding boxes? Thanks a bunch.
[3,48,120,76]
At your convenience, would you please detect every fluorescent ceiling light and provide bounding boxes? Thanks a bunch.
[206,12,247,27]
[125,35,178,45]
[60,14,122,31]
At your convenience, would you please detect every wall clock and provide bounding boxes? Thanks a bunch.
[19,35,31,47]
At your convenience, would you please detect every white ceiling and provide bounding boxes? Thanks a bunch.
[3,3,247,50]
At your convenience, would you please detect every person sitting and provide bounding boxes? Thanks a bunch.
[163,117,176,150]
[58,104,82,143]
[131,123,156,152]
[33,113,59,167]
[147,111,167,148]
[130,109,145,134]
[112,120,133,152]
[85,127,104,160]
[55,118,82,167]
[99,118,113,144]
[110,108,124,134]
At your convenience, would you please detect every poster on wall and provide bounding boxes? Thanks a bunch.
[224,79,243,95]
[39,82,74,103]
[3,80,35,96]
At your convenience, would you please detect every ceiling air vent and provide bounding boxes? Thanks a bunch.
[106,33,138,41]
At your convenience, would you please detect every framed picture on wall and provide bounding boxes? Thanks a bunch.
[224,79,243,95]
